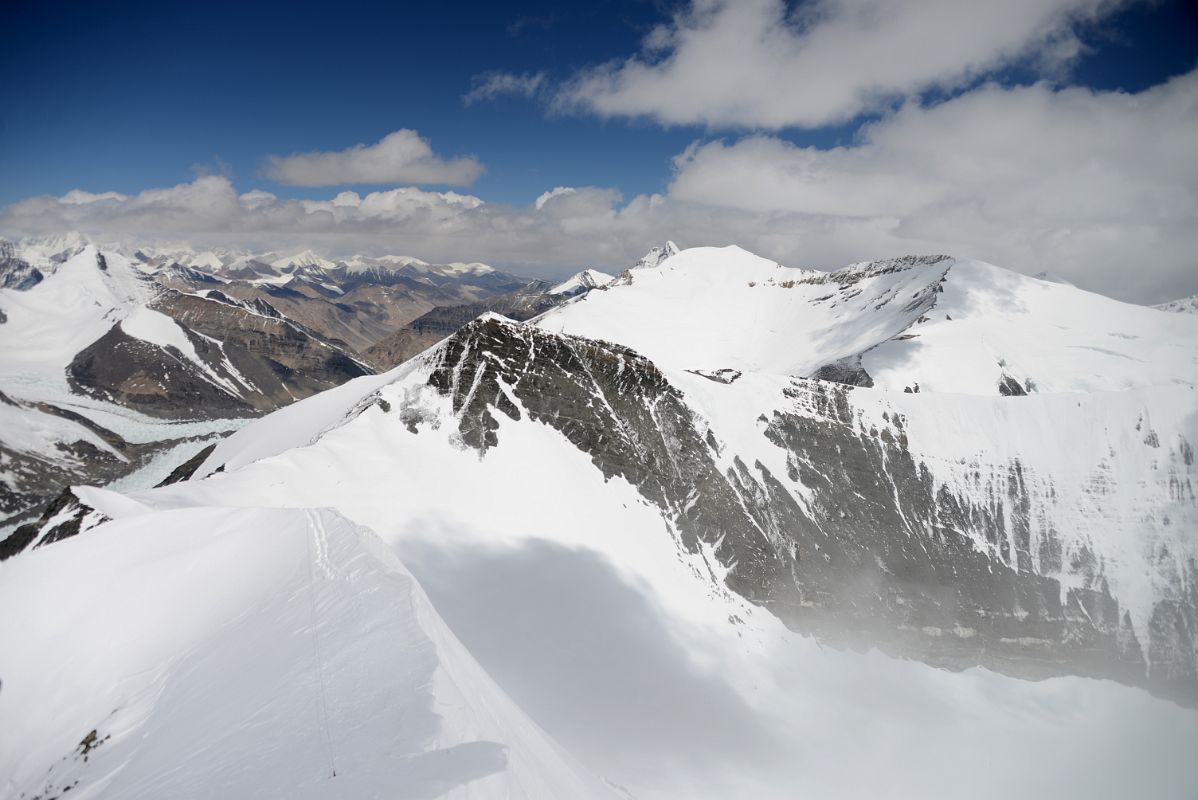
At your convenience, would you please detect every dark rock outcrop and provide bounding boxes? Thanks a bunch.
[0,487,109,561]
[404,316,1197,707]
[0,240,44,290]
[67,293,373,419]
[156,443,218,487]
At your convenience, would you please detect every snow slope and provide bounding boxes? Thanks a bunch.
[1155,293,1198,314]
[538,247,1198,393]
[107,317,1198,798]
[0,246,155,388]
[0,505,613,799]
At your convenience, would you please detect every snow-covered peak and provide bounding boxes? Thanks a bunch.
[547,269,615,296]
[270,249,337,271]
[0,246,156,384]
[631,241,681,270]
[187,250,226,271]
[1155,293,1198,314]
[340,254,430,273]
[425,261,496,277]
[16,231,92,269]
[537,245,1198,394]
[338,254,494,277]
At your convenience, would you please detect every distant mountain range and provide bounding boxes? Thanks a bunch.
[0,234,623,525]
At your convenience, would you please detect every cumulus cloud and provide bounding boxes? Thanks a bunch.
[463,72,547,105]
[557,0,1131,129]
[665,70,1198,301]
[3,71,1196,303]
[263,129,483,187]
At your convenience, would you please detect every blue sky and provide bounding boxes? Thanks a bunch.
[3,0,1193,206]
[2,0,696,205]
[1,0,1196,301]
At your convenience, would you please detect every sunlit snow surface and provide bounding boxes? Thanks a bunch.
[3,246,1197,798]
[0,507,610,799]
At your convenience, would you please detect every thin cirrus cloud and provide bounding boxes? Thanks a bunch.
[463,72,547,105]
[2,70,1196,304]
[555,0,1134,129]
[262,129,484,187]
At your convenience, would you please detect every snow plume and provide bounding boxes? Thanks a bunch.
[556,0,1134,128]
[263,129,483,187]
[2,70,1196,302]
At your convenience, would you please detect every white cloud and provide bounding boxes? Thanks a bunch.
[464,72,546,105]
[59,190,128,204]
[557,0,1130,129]
[534,186,578,209]
[664,70,1198,301]
[3,71,1196,304]
[263,129,483,187]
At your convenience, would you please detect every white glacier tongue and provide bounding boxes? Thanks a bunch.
[0,505,613,799]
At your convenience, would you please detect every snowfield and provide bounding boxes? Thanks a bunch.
[0,506,613,799]
[2,244,1197,799]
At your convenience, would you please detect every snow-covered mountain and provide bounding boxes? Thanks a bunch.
[0,245,372,520]
[1156,293,1198,314]
[3,244,1196,798]
[547,269,615,297]
[629,239,680,270]
[0,235,624,524]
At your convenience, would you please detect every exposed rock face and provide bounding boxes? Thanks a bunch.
[419,317,790,604]
[632,241,681,270]
[0,488,108,561]
[155,443,217,487]
[811,356,874,387]
[762,381,1155,688]
[68,324,259,418]
[0,240,44,290]
[406,316,1198,706]
[67,292,373,419]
